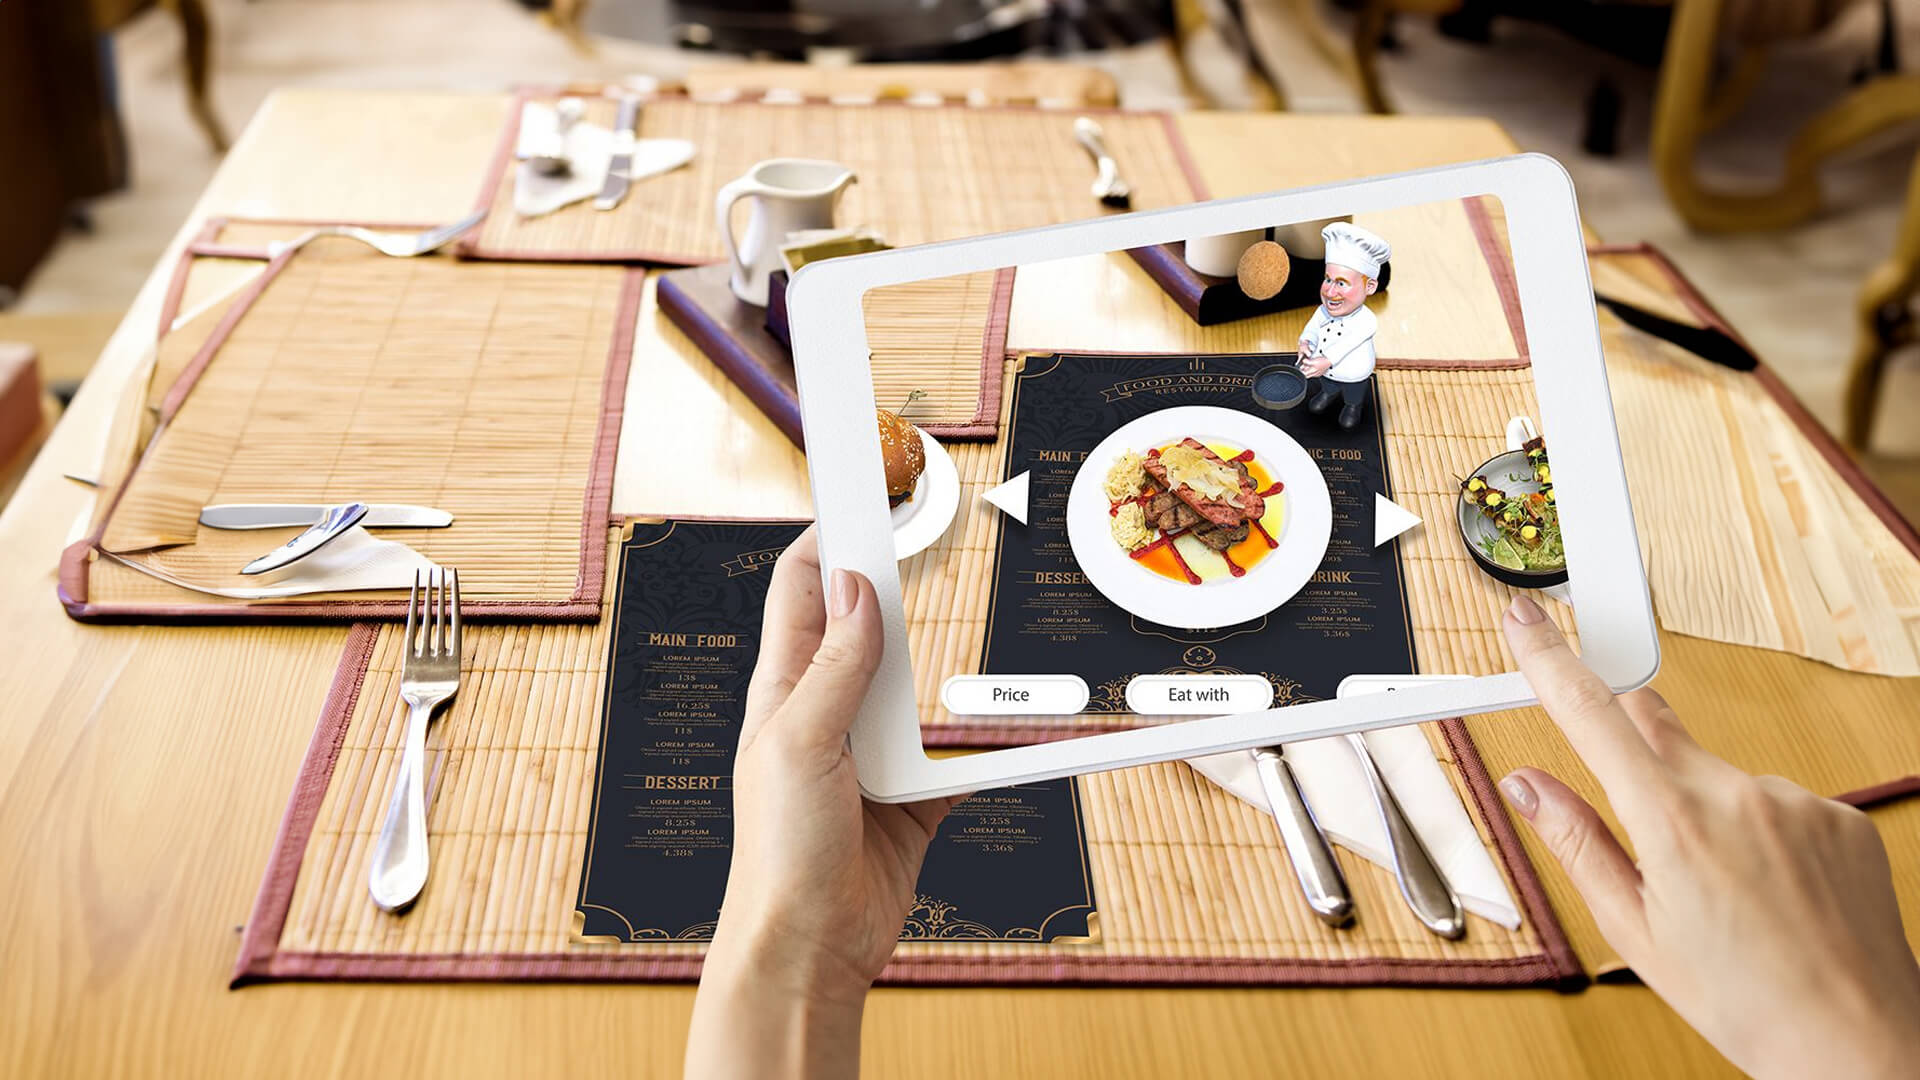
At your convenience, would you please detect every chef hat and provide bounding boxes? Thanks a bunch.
[1320,222,1390,280]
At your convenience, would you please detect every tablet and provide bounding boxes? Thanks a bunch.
[787,154,1656,803]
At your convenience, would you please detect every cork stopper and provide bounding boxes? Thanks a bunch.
[1236,240,1291,301]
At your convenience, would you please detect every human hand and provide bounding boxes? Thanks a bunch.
[1498,595,1920,1080]
[687,527,965,1080]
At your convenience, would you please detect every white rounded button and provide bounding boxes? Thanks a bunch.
[1124,675,1274,716]
[940,675,1090,716]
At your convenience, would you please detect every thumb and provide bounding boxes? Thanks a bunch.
[772,567,883,756]
[1500,767,1650,958]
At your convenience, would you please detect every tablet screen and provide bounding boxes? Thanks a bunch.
[837,193,1581,743]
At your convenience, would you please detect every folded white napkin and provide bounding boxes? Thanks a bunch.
[511,102,695,219]
[1186,685,1522,929]
[105,526,437,599]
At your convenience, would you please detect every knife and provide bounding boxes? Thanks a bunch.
[200,504,453,530]
[593,96,641,211]
[1347,731,1466,939]
[1252,745,1354,926]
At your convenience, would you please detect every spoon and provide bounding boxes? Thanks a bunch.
[240,502,369,576]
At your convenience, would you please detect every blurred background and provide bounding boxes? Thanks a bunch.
[1,0,1916,510]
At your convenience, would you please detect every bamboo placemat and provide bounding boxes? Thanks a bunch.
[461,93,1206,264]
[235,560,1579,988]
[1007,196,1529,366]
[862,269,1012,437]
[1585,245,1920,676]
[61,235,639,622]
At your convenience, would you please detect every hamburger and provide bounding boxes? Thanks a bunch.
[877,407,926,507]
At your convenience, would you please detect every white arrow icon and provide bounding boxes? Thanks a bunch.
[982,471,1031,525]
[1374,493,1421,547]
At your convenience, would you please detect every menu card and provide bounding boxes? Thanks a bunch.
[577,520,1096,943]
[981,352,1417,711]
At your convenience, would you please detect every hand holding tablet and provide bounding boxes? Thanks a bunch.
[787,155,1657,802]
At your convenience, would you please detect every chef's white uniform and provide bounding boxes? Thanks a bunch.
[1299,304,1378,383]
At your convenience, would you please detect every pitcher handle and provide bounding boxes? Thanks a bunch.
[714,177,759,291]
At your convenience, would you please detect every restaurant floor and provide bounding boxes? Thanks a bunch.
[7,0,1918,510]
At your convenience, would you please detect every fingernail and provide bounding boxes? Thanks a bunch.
[1507,595,1545,625]
[828,568,857,618]
[1499,773,1539,819]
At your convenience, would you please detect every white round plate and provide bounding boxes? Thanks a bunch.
[1067,405,1332,629]
[890,427,960,560]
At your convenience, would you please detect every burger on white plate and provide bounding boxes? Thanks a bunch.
[878,406,928,509]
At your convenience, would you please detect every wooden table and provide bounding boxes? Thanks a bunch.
[4,90,1917,1079]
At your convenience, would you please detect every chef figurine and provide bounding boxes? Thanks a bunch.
[1297,222,1391,430]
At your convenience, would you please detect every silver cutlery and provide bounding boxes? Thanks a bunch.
[201,503,452,530]
[369,568,462,913]
[1253,745,1354,926]
[239,502,368,575]
[1346,732,1465,939]
[594,96,641,211]
[1072,117,1132,210]
[274,210,485,259]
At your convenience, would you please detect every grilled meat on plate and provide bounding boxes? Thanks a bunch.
[1140,438,1265,527]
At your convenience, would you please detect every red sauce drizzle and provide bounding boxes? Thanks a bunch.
[1251,519,1279,549]
[1257,481,1284,498]
[1231,448,1256,463]
[1163,539,1202,584]
[1221,549,1246,577]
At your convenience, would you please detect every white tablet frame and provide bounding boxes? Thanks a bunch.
[787,154,1657,803]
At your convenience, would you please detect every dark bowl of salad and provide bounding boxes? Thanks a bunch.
[1456,437,1566,590]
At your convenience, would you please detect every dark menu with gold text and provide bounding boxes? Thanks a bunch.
[578,520,1096,943]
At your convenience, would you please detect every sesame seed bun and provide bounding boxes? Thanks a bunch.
[877,408,926,504]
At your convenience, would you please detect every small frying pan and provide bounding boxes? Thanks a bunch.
[1251,358,1310,411]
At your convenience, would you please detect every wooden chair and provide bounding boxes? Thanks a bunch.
[1844,147,1920,448]
[92,0,227,153]
[1651,0,1920,232]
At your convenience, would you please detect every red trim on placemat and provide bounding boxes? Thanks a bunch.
[232,623,380,985]
[1834,775,1920,811]
[1463,195,1529,364]
[1586,243,1920,563]
[1586,241,1750,349]
[61,242,640,624]
[234,622,1583,990]
[1436,718,1584,981]
[942,265,1019,438]
[156,218,227,337]
[460,89,1214,265]
[1160,110,1210,203]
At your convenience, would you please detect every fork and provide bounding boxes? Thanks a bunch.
[369,568,462,912]
[274,209,486,260]
[1071,117,1132,210]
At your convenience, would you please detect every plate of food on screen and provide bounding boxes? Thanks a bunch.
[1067,405,1332,629]
[1455,416,1568,590]
[880,396,960,560]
